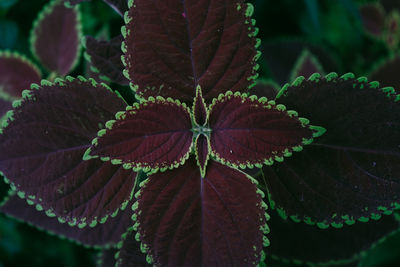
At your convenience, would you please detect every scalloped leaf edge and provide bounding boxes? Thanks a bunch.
[121,0,261,101]
[0,190,121,249]
[207,90,325,170]
[0,50,42,101]
[0,75,131,227]
[124,163,271,266]
[30,0,83,75]
[84,96,193,173]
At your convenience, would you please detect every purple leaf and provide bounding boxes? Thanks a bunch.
[192,86,207,126]
[0,51,41,98]
[0,98,12,118]
[88,97,193,171]
[126,158,268,266]
[65,0,128,17]
[261,40,338,85]
[31,0,82,76]
[263,73,400,226]
[266,208,400,265]
[0,193,136,247]
[115,228,151,267]
[369,55,400,92]
[0,76,137,227]
[194,134,209,177]
[248,79,279,100]
[288,50,324,82]
[123,0,259,102]
[85,35,129,85]
[208,91,323,168]
[359,3,386,37]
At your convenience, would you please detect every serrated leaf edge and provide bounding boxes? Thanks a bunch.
[30,0,83,76]
[0,50,42,101]
[208,90,321,170]
[125,163,270,266]
[85,96,193,173]
[0,189,120,249]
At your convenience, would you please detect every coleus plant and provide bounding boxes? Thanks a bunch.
[0,0,400,266]
[0,0,81,120]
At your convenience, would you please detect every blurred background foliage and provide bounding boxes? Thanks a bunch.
[0,0,399,266]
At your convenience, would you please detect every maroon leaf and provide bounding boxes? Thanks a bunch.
[359,3,386,37]
[289,49,324,82]
[208,91,323,169]
[87,97,193,171]
[123,0,259,102]
[369,55,400,92]
[0,193,135,247]
[262,73,400,226]
[192,86,207,126]
[266,208,400,265]
[115,227,151,267]
[0,51,41,98]
[31,0,82,76]
[249,79,279,100]
[126,158,268,266]
[65,0,128,16]
[0,99,12,119]
[85,35,129,85]
[194,134,209,177]
[0,76,137,227]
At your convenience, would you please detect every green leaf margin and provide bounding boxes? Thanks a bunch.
[120,0,261,102]
[30,0,83,76]
[207,90,326,170]
[120,164,271,266]
[272,72,400,228]
[84,96,193,174]
[0,75,132,228]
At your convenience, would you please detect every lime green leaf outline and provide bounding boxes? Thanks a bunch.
[30,0,83,76]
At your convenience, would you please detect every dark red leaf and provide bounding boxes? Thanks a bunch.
[261,40,338,85]
[194,134,209,177]
[87,97,193,171]
[128,158,268,266]
[262,73,400,226]
[369,55,400,92]
[32,0,81,76]
[0,51,41,98]
[115,227,152,267]
[208,91,322,169]
[359,3,386,37]
[123,0,259,102]
[0,77,136,227]
[85,35,129,85]
[0,193,136,247]
[266,208,400,265]
[248,79,279,100]
[0,99,12,119]
[289,49,324,82]
[192,86,207,126]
